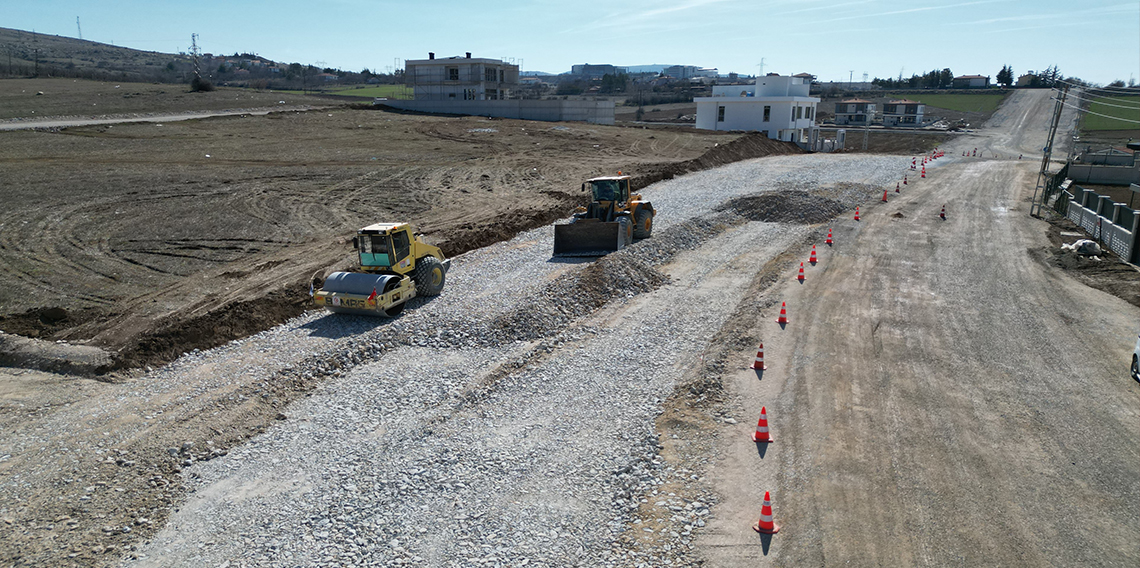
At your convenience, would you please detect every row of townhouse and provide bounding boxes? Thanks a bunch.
[834,99,926,127]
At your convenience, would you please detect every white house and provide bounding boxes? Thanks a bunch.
[694,74,819,142]
[404,52,519,101]
[952,75,990,89]
[881,100,925,127]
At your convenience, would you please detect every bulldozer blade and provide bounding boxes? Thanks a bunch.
[553,220,628,257]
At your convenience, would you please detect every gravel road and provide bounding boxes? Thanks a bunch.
[100,153,906,567]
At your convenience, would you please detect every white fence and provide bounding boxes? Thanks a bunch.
[1063,184,1140,263]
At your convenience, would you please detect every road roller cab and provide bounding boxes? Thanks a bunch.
[313,223,450,317]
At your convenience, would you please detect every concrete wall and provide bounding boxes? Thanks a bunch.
[1064,185,1140,263]
[1067,163,1140,186]
[377,99,615,125]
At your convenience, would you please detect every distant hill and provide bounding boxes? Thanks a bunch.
[0,27,197,82]
[0,27,395,90]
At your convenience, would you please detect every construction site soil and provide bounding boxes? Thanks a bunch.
[1040,214,1140,309]
[0,79,813,376]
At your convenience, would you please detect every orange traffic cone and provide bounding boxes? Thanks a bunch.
[797,262,805,282]
[881,188,889,202]
[940,205,946,220]
[825,228,832,245]
[895,182,900,192]
[903,175,907,185]
[753,491,780,534]
[809,245,817,264]
[853,206,860,221]
[751,407,773,442]
[749,344,767,370]
[776,302,789,324]
[921,167,926,179]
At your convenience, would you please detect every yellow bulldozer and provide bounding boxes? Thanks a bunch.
[553,175,655,256]
[313,222,449,317]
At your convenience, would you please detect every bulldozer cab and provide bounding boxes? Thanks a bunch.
[586,177,630,205]
[354,223,413,272]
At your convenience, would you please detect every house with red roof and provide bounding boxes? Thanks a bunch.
[953,75,990,89]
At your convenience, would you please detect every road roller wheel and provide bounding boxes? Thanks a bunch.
[413,256,445,296]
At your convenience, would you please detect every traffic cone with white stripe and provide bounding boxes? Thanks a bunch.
[940,205,946,220]
[753,491,780,534]
[882,188,889,202]
[825,228,832,245]
[903,175,907,185]
[776,302,789,325]
[895,182,900,193]
[797,262,805,282]
[751,406,773,442]
[809,245,817,265]
[749,344,767,370]
[853,206,860,221]
[921,166,926,179]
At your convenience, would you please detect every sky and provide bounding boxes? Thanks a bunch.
[4,0,1138,85]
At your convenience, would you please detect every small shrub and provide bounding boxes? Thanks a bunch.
[190,76,215,92]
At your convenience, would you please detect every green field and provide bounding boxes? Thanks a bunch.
[906,93,1008,113]
[327,85,412,98]
[1083,96,1140,131]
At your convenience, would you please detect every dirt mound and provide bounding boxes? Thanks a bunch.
[493,254,668,340]
[720,191,847,224]
[104,288,313,375]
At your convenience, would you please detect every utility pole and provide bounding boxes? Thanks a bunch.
[1030,84,1069,217]
[848,70,854,89]
[190,33,201,79]
[758,57,765,76]
[76,17,82,40]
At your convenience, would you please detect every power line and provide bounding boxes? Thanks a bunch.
[1053,77,1139,92]
[1052,96,1140,124]
[1060,89,1140,109]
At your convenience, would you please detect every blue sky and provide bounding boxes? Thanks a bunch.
[4,0,1138,84]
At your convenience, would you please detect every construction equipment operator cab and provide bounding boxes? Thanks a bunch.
[353,224,413,270]
[586,178,629,204]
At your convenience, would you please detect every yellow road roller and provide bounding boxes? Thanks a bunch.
[314,222,449,317]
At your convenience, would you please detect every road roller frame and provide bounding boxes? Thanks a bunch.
[313,222,451,317]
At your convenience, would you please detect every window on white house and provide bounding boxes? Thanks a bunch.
[717,106,725,122]
[447,68,459,81]
[763,106,770,122]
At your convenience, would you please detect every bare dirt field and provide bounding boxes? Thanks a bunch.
[0,78,336,121]
[0,78,807,375]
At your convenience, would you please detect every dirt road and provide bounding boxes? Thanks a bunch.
[0,107,326,131]
[698,89,1139,565]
